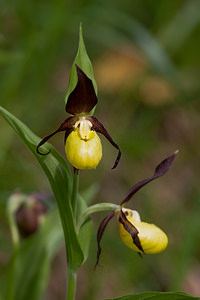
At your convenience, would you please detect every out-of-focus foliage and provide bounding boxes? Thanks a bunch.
[0,209,63,300]
[105,291,199,300]
[0,0,200,300]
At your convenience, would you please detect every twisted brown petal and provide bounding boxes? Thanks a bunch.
[95,210,117,269]
[65,65,98,115]
[36,116,77,155]
[119,209,144,253]
[120,150,178,207]
[64,127,74,143]
[87,116,121,169]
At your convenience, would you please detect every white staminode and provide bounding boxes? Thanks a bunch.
[74,117,93,140]
[122,208,141,222]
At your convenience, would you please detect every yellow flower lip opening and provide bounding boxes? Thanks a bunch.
[65,119,102,170]
[119,208,168,254]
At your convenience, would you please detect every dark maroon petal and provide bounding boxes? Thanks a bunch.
[154,150,178,176]
[119,209,144,253]
[65,65,98,115]
[36,116,77,155]
[87,116,121,169]
[95,211,117,269]
[120,150,178,206]
[64,127,74,143]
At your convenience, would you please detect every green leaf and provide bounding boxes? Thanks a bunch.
[65,23,97,107]
[0,210,63,300]
[0,106,84,272]
[77,195,93,263]
[81,183,100,205]
[105,291,199,300]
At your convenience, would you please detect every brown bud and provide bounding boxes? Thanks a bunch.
[15,195,48,238]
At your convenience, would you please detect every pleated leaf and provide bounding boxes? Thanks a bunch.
[0,106,84,272]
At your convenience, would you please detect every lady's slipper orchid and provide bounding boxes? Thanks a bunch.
[119,208,168,254]
[95,151,178,267]
[36,65,121,170]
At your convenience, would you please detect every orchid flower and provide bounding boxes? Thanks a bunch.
[95,151,178,267]
[36,65,121,170]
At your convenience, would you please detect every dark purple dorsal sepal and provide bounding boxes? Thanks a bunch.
[65,65,98,115]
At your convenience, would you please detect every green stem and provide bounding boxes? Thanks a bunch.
[7,249,19,300]
[7,194,23,250]
[66,169,79,300]
[7,215,19,300]
[77,203,119,231]
[8,211,20,251]
[71,168,79,218]
[66,269,77,300]
[7,195,21,300]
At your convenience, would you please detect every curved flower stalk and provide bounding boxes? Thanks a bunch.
[95,151,178,267]
[36,65,121,170]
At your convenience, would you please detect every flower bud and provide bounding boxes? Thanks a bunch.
[119,209,168,254]
[15,194,48,238]
[65,126,102,170]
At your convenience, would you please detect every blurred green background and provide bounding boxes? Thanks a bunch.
[1,0,200,299]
